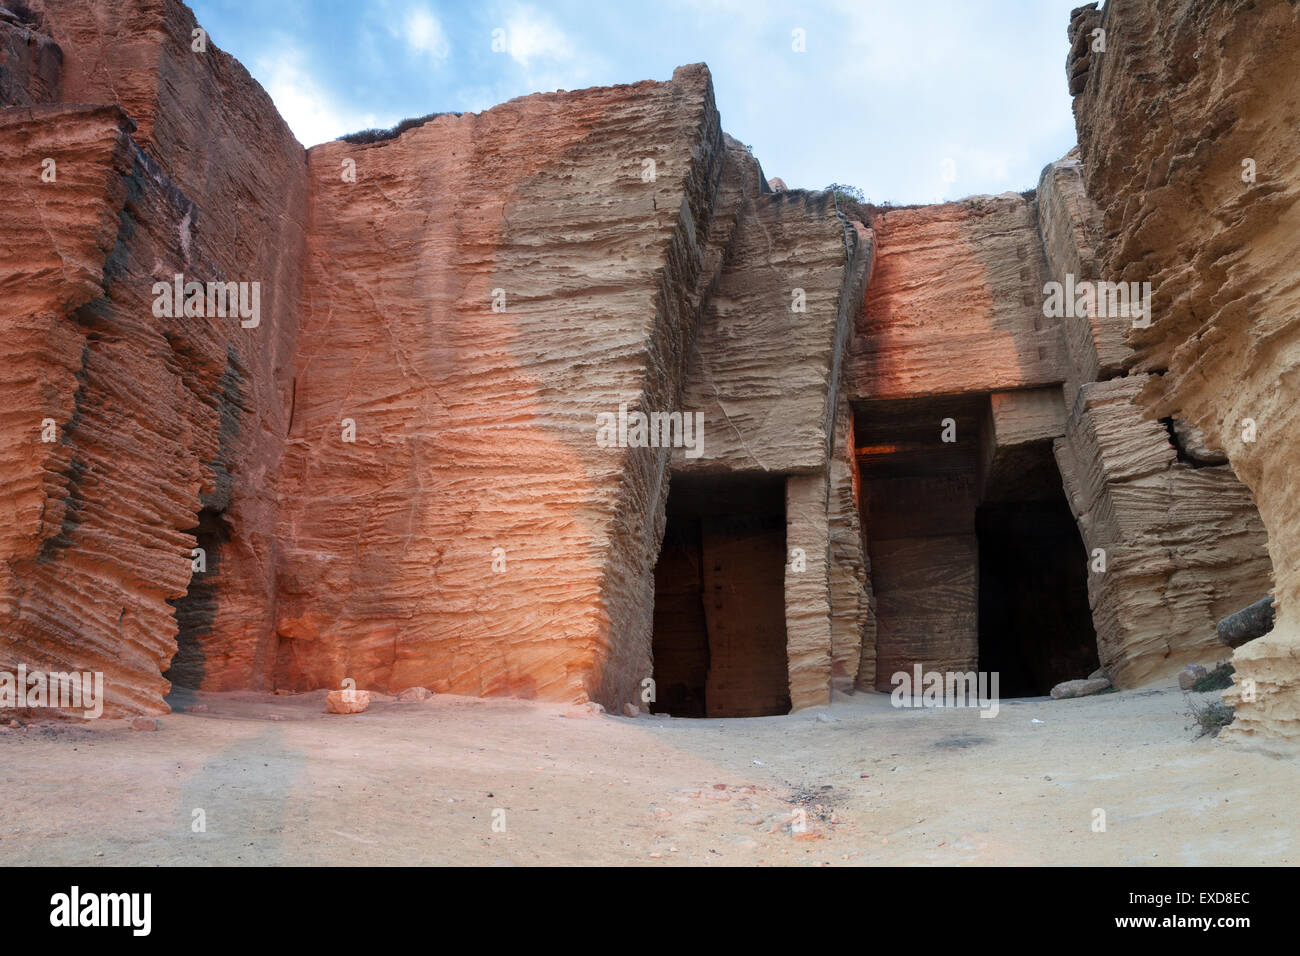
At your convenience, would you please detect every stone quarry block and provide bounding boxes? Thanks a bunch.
[869,535,978,689]
[978,387,1069,504]
[325,690,370,714]
[829,396,873,693]
[1050,677,1110,700]
[0,0,889,721]
[1034,151,1125,395]
[785,474,834,710]
[674,190,870,475]
[0,0,306,717]
[273,64,747,711]
[5,0,1294,752]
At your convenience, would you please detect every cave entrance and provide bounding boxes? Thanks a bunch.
[164,506,230,691]
[854,392,1098,697]
[975,445,1099,697]
[650,475,790,718]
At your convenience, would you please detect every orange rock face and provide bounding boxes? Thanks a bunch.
[0,0,304,716]
[848,196,1063,402]
[272,66,739,709]
[325,689,370,715]
[1,0,867,718]
[4,0,1293,747]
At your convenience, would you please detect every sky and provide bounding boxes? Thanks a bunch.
[189,0,1086,205]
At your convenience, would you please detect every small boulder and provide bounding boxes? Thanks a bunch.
[396,686,433,702]
[1217,597,1275,648]
[130,717,160,731]
[1178,664,1209,690]
[1050,677,1111,700]
[623,702,639,717]
[326,689,371,714]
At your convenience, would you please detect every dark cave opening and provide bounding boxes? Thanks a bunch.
[650,476,790,718]
[854,392,1101,699]
[164,506,230,690]
[975,462,1100,698]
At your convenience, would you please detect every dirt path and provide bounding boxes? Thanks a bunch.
[0,681,1294,865]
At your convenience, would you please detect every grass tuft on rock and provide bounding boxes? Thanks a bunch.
[1193,663,1235,692]
[340,112,462,145]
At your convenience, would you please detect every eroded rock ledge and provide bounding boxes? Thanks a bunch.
[1068,0,1300,744]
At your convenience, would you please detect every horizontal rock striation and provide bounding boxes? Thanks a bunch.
[847,195,1063,403]
[1035,143,1272,689]
[0,0,306,715]
[673,184,873,709]
[1052,376,1271,685]
[1068,0,1300,743]
[1,0,880,719]
[275,65,750,709]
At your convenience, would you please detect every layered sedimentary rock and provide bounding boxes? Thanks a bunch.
[1068,0,1300,741]
[0,6,60,105]
[1034,152,1126,396]
[1053,376,1271,685]
[846,166,1271,697]
[671,190,872,709]
[0,0,304,716]
[1,0,881,719]
[830,395,873,693]
[848,197,1066,689]
[6,0,1295,744]
[847,195,1063,402]
[673,191,866,475]
[275,66,745,709]
[1036,142,1273,689]
[784,473,833,708]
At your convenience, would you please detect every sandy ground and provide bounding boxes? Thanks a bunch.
[0,680,1295,866]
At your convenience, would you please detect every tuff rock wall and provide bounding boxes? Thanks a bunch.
[275,67,739,709]
[1,0,869,716]
[3,0,1293,739]
[672,188,872,709]
[848,157,1272,694]
[1038,151,1271,688]
[0,0,305,716]
[848,195,1064,688]
[1068,0,1300,742]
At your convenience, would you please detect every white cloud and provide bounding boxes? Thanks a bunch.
[503,5,575,67]
[257,51,396,148]
[400,5,451,62]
